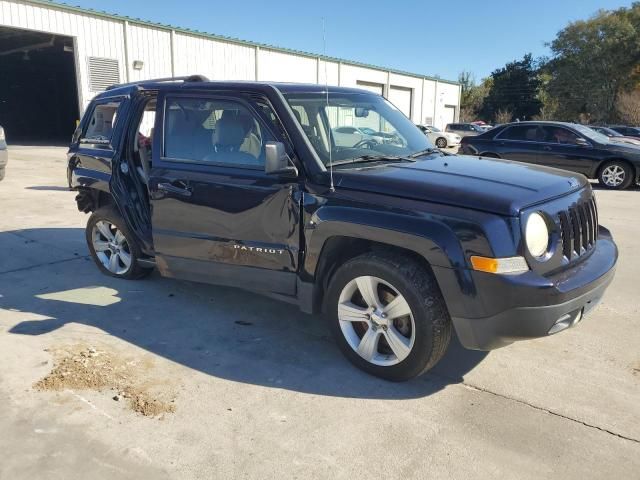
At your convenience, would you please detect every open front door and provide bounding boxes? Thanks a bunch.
[148,91,301,295]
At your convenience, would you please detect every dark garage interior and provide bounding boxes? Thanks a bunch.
[0,26,79,144]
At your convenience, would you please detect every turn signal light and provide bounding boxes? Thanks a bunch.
[470,255,529,274]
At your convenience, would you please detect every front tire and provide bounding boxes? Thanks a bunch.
[598,161,633,189]
[435,137,448,148]
[86,206,153,279]
[325,252,451,381]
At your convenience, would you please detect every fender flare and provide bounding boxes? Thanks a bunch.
[303,206,468,279]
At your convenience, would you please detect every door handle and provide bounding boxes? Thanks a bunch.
[157,182,192,197]
[543,146,552,151]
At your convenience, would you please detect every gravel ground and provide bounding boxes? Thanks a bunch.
[0,146,638,479]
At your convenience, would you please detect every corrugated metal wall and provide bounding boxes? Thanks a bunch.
[173,33,256,80]
[0,0,461,128]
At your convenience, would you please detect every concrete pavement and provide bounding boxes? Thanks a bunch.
[0,146,638,479]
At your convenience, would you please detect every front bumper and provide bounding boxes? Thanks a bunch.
[444,227,617,350]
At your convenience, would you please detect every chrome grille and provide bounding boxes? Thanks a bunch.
[557,198,598,260]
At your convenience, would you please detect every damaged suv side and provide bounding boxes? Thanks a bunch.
[68,76,617,381]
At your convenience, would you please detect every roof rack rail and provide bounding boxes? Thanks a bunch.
[106,74,209,91]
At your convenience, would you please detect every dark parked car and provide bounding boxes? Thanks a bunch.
[0,125,7,181]
[445,122,485,137]
[461,121,640,189]
[68,77,617,381]
[608,125,640,139]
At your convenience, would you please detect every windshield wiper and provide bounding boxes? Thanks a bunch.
[329,154,414,167]
[408,148,442,158]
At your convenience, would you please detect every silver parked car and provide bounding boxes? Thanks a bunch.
[0,126,7,181]
[445,122,485,138]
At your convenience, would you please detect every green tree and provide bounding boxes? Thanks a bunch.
[481,54,542,122]
[545,4,640,122]
[458,71,491,122]
[534,71,559,120]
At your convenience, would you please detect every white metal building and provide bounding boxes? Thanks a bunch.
[0,0,461,142]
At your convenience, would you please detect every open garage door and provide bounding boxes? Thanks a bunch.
[0,27,79,144]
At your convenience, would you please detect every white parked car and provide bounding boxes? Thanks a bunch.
[417,125,461,148]
[332,126,381,147]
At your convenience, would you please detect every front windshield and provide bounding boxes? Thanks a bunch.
[284,91,434,165]
[573,124,610,143]
[596,127,619,137]
[429,126,441,132]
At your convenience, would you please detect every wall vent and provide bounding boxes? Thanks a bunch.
[87,57,120,91]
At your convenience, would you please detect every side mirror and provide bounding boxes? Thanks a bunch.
[265,141,298,176]
[575,137,590,147]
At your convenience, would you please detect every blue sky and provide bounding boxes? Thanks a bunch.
[65,0,632,82]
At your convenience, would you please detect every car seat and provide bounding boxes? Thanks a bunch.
[208,116,261,166]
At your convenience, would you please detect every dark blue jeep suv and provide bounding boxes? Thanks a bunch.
[67,78,618,380]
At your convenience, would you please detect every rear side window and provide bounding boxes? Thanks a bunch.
[82,101,121,145]
[498,125,541,141]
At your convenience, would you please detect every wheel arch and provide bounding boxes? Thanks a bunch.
[309,235,443,315]
[75,187,114,214]
[302,211,467,314]
[596,158,638,180]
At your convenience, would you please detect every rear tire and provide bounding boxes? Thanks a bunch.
[324,252,451,381]
[86,206,153,280]
[435,137,447,148]
[598,161,633,190]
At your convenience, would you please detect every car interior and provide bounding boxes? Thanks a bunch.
[161,99,267,167]
[133,100,155,185]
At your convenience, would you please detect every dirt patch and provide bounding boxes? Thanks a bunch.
[35,345,176,417]
[631,361,640,377]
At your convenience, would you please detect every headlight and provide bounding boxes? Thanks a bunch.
[525,212,550,258]
[0,127,4,141]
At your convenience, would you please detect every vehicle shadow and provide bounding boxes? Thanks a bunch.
[1,228,489,400]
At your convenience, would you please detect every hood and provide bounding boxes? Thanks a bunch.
[333,154,588,216]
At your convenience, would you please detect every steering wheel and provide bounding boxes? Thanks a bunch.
[353,139,377,149]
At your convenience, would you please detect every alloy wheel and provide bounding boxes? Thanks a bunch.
[337,276,415,366]
[601,164,625,187]
[91,220,132,275]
